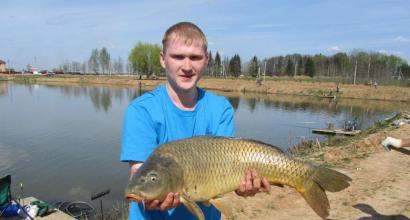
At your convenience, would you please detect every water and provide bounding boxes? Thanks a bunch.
[0,81,403,213]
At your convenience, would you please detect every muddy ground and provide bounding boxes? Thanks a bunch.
[221,124,410,220]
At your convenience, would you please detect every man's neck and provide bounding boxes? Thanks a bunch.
[165,83,198,111]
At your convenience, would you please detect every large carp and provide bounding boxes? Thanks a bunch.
[125,136,351,219]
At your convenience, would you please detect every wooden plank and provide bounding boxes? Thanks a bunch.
[7,197,76,220]
[312,128,361,136]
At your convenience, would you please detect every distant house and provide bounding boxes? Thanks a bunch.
[0,59,6,73]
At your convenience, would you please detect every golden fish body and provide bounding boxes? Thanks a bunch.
[125,136,351,219]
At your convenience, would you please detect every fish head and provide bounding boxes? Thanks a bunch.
[125,154,183,202]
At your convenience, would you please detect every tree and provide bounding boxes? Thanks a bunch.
[305,57,315,77]
[248,56,259,77]
[214,51,221,77]
[99,47,110,74]
[207,51,214,77]
[128,42,161,77]
[88,48,100,74]
[286,58,294,75]
[229,54,241,77]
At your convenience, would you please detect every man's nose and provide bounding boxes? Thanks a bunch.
[181,58,192,71]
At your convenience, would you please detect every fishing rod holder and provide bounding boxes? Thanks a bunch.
[91,189,110,220]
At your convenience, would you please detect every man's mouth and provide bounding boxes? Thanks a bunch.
[180,74,194,79]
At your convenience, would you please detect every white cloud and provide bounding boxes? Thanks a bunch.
[378,50,403,55]
[394,36,410,43]
[326,46,340,52]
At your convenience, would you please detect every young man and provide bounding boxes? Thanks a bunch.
[120,22,270,220]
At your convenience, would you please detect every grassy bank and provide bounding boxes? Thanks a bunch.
[2,74,410,102]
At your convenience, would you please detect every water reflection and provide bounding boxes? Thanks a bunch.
[0,81,8,95]
[42,84,141,112]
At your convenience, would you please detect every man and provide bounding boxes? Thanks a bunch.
[382,136,410,151]
[120,22,270,220]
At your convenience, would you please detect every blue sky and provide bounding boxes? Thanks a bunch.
[1,0,409,70]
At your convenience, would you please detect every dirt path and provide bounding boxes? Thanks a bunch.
[222,125,410,220]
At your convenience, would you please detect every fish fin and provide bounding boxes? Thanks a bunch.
[270,182,284,188]
[209,198,233,219]
[180,195,204,220]
[313,167,352,192]
[299,181,330,218]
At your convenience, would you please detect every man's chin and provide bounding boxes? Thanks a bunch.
[176,80,198,91]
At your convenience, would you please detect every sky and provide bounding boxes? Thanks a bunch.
[1,0,410,70]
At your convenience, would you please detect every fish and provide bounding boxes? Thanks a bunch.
[125,136,352,219]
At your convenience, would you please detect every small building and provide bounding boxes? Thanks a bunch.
[0,59,6,73]
[31,67,40,75]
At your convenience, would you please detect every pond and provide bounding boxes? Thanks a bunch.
[0,81,406,214]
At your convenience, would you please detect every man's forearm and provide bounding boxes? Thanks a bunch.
[402,138,410,148]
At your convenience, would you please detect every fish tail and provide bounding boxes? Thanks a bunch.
[299,180,329,218]
[312,167,352,192]
[298,167,351,218]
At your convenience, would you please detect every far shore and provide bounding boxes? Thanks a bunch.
[1,74,410,102]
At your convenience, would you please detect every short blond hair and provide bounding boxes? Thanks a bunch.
[162,22,208,53]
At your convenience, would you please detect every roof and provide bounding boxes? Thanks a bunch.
[0,59,6,64]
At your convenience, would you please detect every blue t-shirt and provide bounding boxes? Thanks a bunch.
[120,84,235,220]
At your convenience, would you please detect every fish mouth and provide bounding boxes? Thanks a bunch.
[124,193,145,202]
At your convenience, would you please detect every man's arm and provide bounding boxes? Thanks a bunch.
[403,138,410,147]
[382,137,410,151]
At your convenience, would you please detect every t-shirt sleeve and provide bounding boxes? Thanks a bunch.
[120,103,158,162]
[215,98,235,137]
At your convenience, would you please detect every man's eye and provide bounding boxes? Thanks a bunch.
[171,55,185,60]
[190,56,203,61]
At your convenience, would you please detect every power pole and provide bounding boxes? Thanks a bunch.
[263,61,267,82]
[257,66,260,81]
[353,60,357,85]
[273,63,276,76]
[367,56,371,81]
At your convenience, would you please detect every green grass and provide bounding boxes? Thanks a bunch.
[13,75,38,84]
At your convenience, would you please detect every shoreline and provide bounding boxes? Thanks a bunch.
[1,74,410,102]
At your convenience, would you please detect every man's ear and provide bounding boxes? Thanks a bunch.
[160,51,166,68]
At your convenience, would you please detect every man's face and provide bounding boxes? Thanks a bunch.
[160,39,208,93]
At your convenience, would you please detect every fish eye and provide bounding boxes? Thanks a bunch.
[149,174,157,182]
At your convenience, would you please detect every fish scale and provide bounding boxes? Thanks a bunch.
[125,136,352,219]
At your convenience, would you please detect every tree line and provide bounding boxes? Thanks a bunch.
[57,44,410,83]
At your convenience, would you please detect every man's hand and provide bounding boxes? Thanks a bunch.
[145,192,180,211]
[235,169,270,197]
[382,137,402,151]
